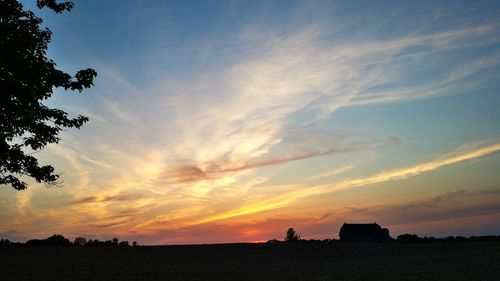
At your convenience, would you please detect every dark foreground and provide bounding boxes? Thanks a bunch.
[1,242,499,281]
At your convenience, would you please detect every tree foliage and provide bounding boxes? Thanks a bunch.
[26,234,71,246]
[285,227,300,242]
[73,236,87,246]
[0,0,96,190]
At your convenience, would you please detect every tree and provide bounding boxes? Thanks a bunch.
[284,227,300,242]
[0,0,96,190]
[73,236,87,246]
[25,234,71,246]
[118,240,129,246]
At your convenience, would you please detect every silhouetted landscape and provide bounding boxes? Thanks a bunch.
[1,232,499,280]
[2,0,500,280]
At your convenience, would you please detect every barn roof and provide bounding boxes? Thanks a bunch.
[339,223,382,234]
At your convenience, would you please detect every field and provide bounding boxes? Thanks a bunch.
[1,242,499,281]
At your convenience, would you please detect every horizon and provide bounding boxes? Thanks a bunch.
[2,0,500,245]
[4,225,500,246]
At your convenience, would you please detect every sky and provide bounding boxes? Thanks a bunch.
[2,0,500,244]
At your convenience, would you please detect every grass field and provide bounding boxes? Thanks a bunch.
[1,242,499,280]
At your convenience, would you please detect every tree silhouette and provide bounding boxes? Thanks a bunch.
[0,0,96,190]
[26,234,71,246]
[119,240,129,246]
[285,227,300,242]
[73,237,87,246]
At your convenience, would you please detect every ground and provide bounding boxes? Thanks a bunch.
[0,242,499,280]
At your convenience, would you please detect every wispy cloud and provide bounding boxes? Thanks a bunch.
[193,142,500,223]
[343,188,500,229]
[330,143,500,192]
[157,22,499,186]
[307,165,354,181]
[53,21,499,196]
[167,138,387,183]
[150,22,499,189]
[68,193,148,205]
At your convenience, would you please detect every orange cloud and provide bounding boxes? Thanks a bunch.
[167,139,392,183]
[187,143,500,224]
[330,142,500,192]
[68,193,147,205]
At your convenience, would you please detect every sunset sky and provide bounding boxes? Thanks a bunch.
[2,0,500,244]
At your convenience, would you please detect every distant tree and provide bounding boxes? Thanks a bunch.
[73,237,87,246]
[26,234,70,246]
[119,240,129,246]
[284,227,300,242]
[132,241,138,247]
[397,233,421,243]
[0,238,21,246]
[46,234,71,246]
[0,0,96,190]
[266,238,280,244]
[0,238,12,246]
[87,239,100,246]
[11,235,139,247]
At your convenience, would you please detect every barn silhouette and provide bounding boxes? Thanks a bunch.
[339,222,391,242]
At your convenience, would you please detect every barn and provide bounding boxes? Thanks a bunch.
[339,223,391,242]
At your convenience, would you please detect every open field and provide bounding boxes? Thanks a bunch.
[1,242,499,281]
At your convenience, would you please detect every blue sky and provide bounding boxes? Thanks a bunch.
[3,0,500,244]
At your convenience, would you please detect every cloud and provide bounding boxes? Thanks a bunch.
[166,134,397,183]
[388,212,500,238]
[90,219,132,229]
[135,192,496,244]
[165,145,355,183]
[168,165,211,183]
[68,193,147,205]
[155,22,499,187]
[70,196,99,205]
[329,143,500,192]
[191,142,500,223]
[48,20,499,200]
[307,165,354,181]
[343,188,500,227]
[101,193,147,202]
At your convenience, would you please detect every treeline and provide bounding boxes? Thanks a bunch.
[396,233,500,243]
[0,234,138,247]
[267,234,500,244]
[267,227,500,244]
[267,238,340,244]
